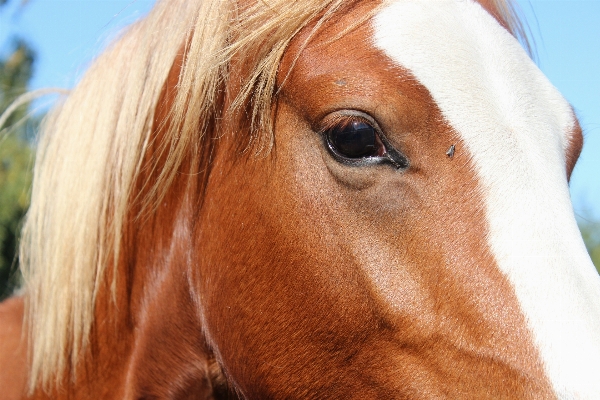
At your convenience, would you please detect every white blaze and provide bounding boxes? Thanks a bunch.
[374,0,600,397]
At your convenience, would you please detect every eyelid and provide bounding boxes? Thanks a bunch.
[318,110,384,137]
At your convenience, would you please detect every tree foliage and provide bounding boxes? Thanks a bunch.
[579,218,600,275]
[0,132,32,300]
[0,2,36,299]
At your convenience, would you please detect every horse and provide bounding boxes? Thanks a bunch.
[1,0,599,398]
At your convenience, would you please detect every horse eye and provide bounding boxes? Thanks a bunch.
[326,120,380,159]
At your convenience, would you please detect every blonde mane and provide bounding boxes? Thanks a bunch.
[19,0,527,391]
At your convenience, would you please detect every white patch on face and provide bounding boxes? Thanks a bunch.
[374,0,600,397]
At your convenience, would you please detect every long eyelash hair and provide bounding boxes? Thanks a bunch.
[318,113,372,134]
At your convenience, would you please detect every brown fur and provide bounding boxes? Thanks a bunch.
[0,297,27,399]
[566,120,583,180]
[188,3,555,396]
[0,1,579,398]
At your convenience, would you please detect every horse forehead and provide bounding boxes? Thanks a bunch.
[373,0,574,151]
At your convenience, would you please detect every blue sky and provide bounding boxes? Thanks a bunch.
[517,1,600,221]
[0,0,598,219]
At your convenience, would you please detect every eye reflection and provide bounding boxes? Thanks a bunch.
[326,120,380,159]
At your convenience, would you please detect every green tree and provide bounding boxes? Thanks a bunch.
[579,218,600,275]
[0,1,36,299]
[0,132,32,300]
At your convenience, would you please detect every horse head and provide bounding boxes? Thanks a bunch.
[17,0,600,398]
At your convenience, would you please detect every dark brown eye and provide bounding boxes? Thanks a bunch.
[320,112,409,169]
[326,120,379,159]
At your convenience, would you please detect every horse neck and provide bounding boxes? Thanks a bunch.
[90,163,223,398]
[30,148,226,400]
[27,179,207,399]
